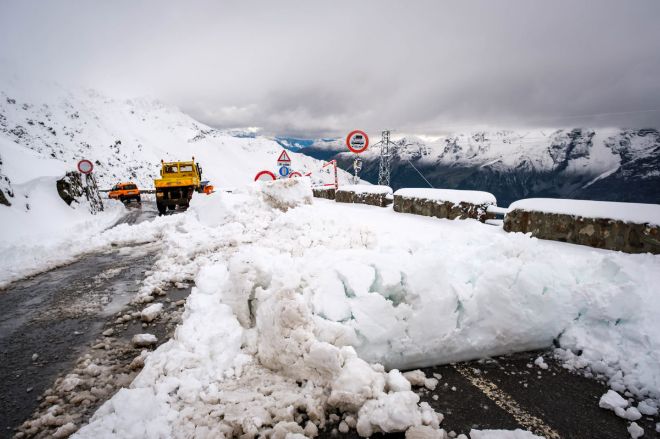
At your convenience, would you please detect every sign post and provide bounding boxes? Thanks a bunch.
[346,130,368,183]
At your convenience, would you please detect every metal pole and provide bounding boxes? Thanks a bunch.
[378,130,393,186]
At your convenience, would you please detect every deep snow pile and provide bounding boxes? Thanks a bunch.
[74,178,660,438]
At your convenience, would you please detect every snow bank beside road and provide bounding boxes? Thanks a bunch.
[77,179,660,437]
[78,180,443,438]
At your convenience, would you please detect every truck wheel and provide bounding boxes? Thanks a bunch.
[167,205,175,211]
[157,201,166,215]
[136,195,142,203]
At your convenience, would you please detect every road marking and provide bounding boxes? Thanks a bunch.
[453,364,561,439]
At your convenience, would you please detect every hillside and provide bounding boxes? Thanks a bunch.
[299,129,660,206]
[0,79,353,285]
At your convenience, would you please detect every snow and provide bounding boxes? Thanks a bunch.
[131,334,157,347]
[627,422,644,439]
[599,390,628,411]
[533,356,548,370]
[71,178,660,437]
[140,303,163,323]
[394,188,497,206]
[637,399,658,416]
[338,184,392,195]
[0,78,356,287]
[508,198,660,225]
[4,79,659,438]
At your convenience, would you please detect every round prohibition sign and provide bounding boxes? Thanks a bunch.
[254,170,277,182]
[346,130,369,154]
[77,159,94,174]
[288,171,302,178]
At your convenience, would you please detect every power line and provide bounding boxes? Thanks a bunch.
[406,159,434,189]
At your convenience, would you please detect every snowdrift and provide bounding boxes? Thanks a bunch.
[74,179,660,438]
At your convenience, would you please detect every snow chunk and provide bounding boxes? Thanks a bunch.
[140,303,163,322]
[403,370,428,387]
[356,391,422,436]
[508,198,660,225]
[131,333,157,347]
[328,353,386,412]
[533,356,548,370]
[53,422,77,438]
[406,425,447,439]
[394,188,496,206]
[637,399,658,416]
[424,378,439,391]
[599,390,628,411]
[387,369,412,392]
[612,405,643,421]
[627,422,644,439]
[255,177,313,211]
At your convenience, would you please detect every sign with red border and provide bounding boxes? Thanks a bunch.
[277,150,292,166]
[77,159,94,174]
[288,171,302,178]
[254,170,277,182]
[346,130,369,154]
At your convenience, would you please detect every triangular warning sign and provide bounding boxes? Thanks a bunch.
[277,150,291,163]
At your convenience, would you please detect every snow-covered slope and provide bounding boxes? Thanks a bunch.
[300,129,660,206]
[0,78,353,286]
[0,79,348,193]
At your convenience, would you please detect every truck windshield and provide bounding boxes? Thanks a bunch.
[165,166,178,173]
[179,165,193,172]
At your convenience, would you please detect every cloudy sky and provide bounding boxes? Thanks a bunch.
[1,0,659,137]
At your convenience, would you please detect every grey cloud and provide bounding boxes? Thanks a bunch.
[1,0,659,137]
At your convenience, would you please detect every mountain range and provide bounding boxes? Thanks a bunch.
[297,129,660,206]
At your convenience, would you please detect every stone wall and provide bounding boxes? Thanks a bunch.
[393,195,493,222]
[57,171,104,214]
[504,209,660,254]
[312,187,336,200]
[335,189,391,207]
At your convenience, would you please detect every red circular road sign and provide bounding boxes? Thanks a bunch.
[346,130,369,154]
[254,170,277,182]
[288,171,302,178]
[77,159,94,174]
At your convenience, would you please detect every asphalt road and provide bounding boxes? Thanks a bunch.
[321,351,658,438]
[0,203,159,438]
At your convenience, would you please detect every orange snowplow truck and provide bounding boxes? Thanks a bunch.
[154,158,212,215]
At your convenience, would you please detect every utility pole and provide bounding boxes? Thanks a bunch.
[378,130,395,186]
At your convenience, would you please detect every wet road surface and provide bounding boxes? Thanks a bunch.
[0,204,159,437]
[321,351,659,438]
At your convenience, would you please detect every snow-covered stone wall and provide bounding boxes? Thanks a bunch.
[312,187,336,200]
[393,188,496,223]
[504,200,660,254]
[335,185,392,207]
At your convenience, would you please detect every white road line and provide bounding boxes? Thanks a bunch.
[454,364,561,439]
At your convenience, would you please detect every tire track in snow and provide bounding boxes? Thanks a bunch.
[453,364,561,439]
